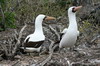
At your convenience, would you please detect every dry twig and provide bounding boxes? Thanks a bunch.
[0,24,27,60]
[48,25,60,41]
[43,23,60,41]
[91,35,100,43]
[13,24,27,54]
[38,39,59,66]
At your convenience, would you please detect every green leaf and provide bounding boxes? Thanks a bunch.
[4,12,16,28]
[0,0,5,3]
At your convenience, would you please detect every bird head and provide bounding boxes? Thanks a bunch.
[68,6,82,14]
[36,14,56,21]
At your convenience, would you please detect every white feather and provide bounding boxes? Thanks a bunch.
[24,14,46,42]
[59,7,80,48]
[20,46,41,52]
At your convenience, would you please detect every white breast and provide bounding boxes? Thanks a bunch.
[24,33,45,42]
[59,6,81,49]
[59,29,78,48]
[29,33,45,42]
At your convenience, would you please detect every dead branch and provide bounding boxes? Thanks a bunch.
[0,24,25,59]
[11,60,20,66]
[18,24,27,40]
[0,43,6,53]
[64,58,72,66]
[54,52,72,66]
[91,35,100,43]
[38,39,58,66]
[13,24,27,55]
[14,29,19,38]
[0,41,8,55]
[43,23,60,41]
[48,25,60,41]
[37,23,60,66]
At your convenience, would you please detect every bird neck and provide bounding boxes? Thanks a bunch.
[68,13,78,30]
[34,18,44,35]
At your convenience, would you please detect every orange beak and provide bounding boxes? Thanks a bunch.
[45,16,56,20]
[74,6,82,12]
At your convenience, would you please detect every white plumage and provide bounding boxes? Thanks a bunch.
[20,14,56,53]
[59,6,82,48]
[24,14,46,42]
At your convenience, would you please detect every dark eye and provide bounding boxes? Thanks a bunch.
[72,8,76,12]
[43,16,47,20]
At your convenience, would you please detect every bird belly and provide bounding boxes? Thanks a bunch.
[59,31,77,48]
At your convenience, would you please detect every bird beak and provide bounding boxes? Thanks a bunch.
[45,16,56,20]
[74,6,82,11]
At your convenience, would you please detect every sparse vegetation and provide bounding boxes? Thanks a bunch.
[0,0,16,31]
[0,0,100,66]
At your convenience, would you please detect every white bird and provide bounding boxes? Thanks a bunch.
[59,6,82,48]
[20,14,56,53]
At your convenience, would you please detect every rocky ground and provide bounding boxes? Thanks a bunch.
[0,20,99,66]
[0,3,100,66]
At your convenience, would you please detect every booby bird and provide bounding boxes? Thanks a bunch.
[20,14,56,53]
[59,6,82,48]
